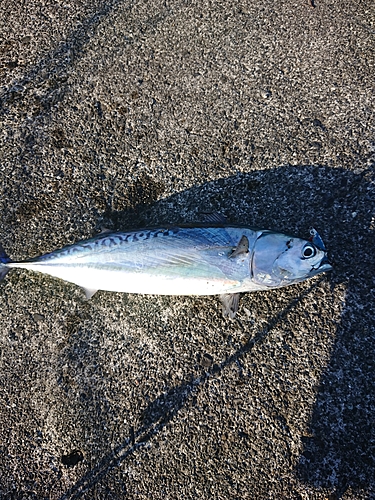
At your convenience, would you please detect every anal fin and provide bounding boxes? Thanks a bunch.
[219,293,241,319]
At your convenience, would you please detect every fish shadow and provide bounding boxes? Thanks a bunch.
[60,164,375,498]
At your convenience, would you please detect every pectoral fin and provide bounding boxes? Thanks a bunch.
[230,235,249,258]
[219,293,241,319]
[83,288,98,300]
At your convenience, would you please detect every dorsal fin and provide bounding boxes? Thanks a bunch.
[199,212,228,224]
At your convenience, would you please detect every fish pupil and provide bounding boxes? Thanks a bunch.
[303,245,315,258]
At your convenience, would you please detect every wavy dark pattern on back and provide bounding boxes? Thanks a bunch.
[28,227,236,263]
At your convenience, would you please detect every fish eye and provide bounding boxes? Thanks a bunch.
[302,244,316,259]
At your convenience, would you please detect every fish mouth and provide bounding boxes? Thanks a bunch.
[313,255,333,273]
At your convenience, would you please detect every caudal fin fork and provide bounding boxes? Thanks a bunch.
[0,243,11,282]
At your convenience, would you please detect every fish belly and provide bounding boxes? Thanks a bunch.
[9,262,242,295]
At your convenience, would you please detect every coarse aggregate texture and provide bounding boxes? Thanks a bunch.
[0,0,374,498]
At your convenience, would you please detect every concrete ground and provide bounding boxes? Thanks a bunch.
[0,0,374,498]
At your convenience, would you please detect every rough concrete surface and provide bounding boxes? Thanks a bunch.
[0,0,374,498]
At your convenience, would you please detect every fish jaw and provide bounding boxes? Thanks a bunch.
[309,255,332,275]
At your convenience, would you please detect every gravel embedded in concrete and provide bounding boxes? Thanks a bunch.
[0,1,374,498]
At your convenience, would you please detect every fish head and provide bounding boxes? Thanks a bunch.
[251,229,332,288]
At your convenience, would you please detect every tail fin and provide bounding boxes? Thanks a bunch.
[0,243,11,282]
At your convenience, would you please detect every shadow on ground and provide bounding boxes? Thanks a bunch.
[0,0,126,117]
[58,164,374,499]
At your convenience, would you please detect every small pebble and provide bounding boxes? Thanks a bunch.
[33,313,45,322]
[260,89,272,99]
[201,353,214,368]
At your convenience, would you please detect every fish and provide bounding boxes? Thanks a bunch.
[0,223,332,318]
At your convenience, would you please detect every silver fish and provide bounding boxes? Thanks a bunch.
[0,225,331,318]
